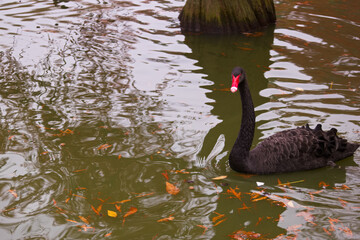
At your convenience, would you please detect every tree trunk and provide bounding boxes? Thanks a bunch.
[178,0,276,34]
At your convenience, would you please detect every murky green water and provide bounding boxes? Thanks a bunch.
[0,0,359,239]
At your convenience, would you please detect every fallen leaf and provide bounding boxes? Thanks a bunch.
[319,181,329,188]
[212,213,225,223]
[115,204,121,212]
[123,207,138,224]
[8,189,18,198]
[91,205,100,215]
[79,216,89,224]
[108,210,118,218]
[213,217,227,226]
[166,182,180,195]
[66,219,79,224]
[229,230,262,239]
[98,144,112,150]
[161,171,169,181]
[227,187,241,200]
[104,232,112,237]
[211,175,227,180]
[196,225,208,235]
[157,215,174,222]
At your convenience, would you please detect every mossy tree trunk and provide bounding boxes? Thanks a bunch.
[179,0,276,34]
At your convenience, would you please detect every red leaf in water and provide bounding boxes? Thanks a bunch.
[115,204,121,212]
[229,230,262,239]
[166,182,180,195]
[91,205,100,215]
[319,181,329,188]
[227,187,241,200]
[161,171,169,181]
[79,216,89,224]
[123,207,138,224]
[196,225,208,235]
[323,227,332,236]
[157,215,174,222]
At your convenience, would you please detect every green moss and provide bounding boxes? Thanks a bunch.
[179,0,276,34]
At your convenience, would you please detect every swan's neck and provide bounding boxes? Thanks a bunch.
[229,79,255,171]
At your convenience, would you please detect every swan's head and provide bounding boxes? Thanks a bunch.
[230,67,245,93]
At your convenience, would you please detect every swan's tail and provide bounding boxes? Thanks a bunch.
[304,124,359,159]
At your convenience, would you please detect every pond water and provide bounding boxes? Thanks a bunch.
[0,0,359,239]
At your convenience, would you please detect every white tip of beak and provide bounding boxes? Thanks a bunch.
[231,87,238,93]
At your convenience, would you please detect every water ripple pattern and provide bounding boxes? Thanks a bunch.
[0,0,359,239]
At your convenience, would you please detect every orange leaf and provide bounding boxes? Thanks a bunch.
[323,227,332,236]
[212,214,225,223]
[227,187,241,200]
[72,194,86,199]
[66,219,79,224]
[238,203,251,211]
[97,204,103,213]
[104,232,112,237]
[123,207,138,224]
[213,217,227,226]
[196,225,208,235]
[73,169,87,173]
[79,216,89,224]
[115,204,121,212]
[319,181,329,188]
[161,171,169,181]
[157,215,174,222]
[65,197,70,203]
[8,189,18,198]
[136,192,155,198]
[91,205,100,215]
[98,144,112,150]
[166,182,180,195]
[118,154,122,159]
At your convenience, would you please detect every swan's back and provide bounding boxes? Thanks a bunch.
[247,124,359,174]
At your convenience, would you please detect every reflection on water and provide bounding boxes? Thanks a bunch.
[0,0,359,239]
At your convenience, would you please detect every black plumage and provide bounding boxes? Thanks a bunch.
[229,67,359,174]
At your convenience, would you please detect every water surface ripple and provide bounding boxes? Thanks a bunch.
[0,0,359,239]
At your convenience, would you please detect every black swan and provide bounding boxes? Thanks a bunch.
[229,67,359,174]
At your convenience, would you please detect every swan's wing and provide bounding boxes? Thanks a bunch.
[249,124,353,173]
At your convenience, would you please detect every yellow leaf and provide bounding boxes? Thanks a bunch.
[166,182,180,195]
[108,210,118,218]
[211,176,227,180]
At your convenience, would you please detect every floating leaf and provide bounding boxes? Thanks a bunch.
[319,181,329,188]
[229,230,262,239]
[157,215,174,222]
[213,217,227,226]
[107,210,117,218]
[118,154,122,159]
[98,144,112,150]
[212,213,225,223]
[91,205,100,215]
[104,232,112,237]
[66,219,79,224]
[166,182,180,195]
[196,225,208,235]
[79,216,89,224]
[8,189,18,198]
[211,175,227,180]
[227,187,241,200]
[115,204,121,212]
[123,207,138,224]
[161,171,169,181]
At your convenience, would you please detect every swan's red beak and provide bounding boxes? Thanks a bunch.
[231,74,240,93]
